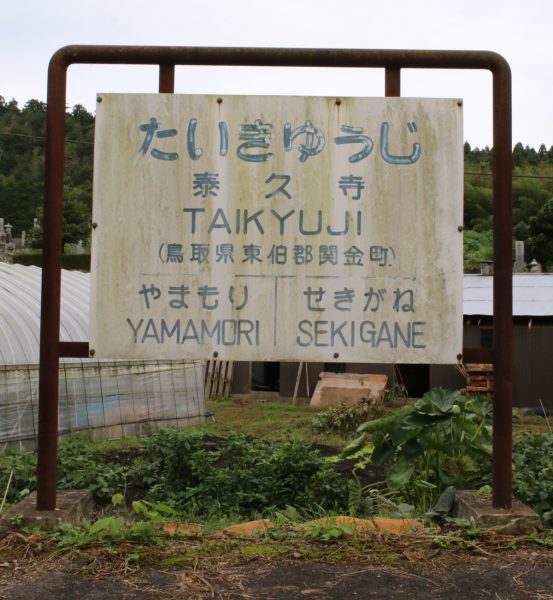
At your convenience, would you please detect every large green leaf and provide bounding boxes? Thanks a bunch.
[356,404,416,433]
[371,442,395,467]
[341,434,367,457]
[428,389,455,413]
[437,466,457,485]
[89,516,124,535]
[401,439,424,459]
[390,426,420,445]
[386,459,415,491]
[427,486,456,517]
[404,412,451,427]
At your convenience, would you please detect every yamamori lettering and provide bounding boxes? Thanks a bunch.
[127,318,260,346]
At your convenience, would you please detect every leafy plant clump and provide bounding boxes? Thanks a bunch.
[344,389,493,513]
[513,432,553,526]
[0,451,37,504]
[56,437,129,500]
[129,429,347,519]
[1,431,347,521]
[0,437,131,506]
[311,401,385,434]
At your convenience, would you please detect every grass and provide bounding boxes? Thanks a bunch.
[513,412,552,437]
[199,396,551,444]
[198,397,348,447]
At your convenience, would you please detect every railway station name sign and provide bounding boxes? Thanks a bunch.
[90,94,463,363]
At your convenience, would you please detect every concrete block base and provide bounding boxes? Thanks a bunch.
[1,490,94,531]
[454,490,541,534]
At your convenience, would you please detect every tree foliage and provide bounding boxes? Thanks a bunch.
[0,97,93,246]
[464,141,553,271]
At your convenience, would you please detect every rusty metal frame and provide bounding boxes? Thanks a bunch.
[38,46,512,510]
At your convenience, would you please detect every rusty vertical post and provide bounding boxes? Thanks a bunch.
[385,66,401,97]
[491,62,513,509]
[36,56,67,510]
[159,64,175,93]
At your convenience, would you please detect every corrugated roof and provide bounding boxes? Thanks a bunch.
[464,273,553,316]
[2,265,553,365]
[0,263,89,365]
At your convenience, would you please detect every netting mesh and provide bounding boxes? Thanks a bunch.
[0,360,206,452]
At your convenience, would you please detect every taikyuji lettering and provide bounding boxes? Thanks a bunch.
[180,208,364,236]
[138,117,422,165]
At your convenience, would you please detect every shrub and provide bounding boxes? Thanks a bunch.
[311,401,385,434]
[13,253,90,271]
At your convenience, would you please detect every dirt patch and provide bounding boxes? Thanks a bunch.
[2,572,172,599]
[239,557,553,599]
[2,554,552,599]
[1,527,553,600]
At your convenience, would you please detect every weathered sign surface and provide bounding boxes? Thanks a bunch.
[90,94,463,363]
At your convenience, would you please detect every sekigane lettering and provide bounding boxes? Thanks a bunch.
[296,319,426,348]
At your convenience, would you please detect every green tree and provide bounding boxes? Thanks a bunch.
[464,229,493,272]
[526,197,553,270]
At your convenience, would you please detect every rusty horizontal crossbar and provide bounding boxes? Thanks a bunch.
[462,347,494,364]
[59,342,89,358]
[50,45,510,71]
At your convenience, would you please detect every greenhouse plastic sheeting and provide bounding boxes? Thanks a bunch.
[0,360,206,452]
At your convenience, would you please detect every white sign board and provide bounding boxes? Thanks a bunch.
[91,94,463,363]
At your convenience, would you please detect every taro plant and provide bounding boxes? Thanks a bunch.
[343,389,493,513]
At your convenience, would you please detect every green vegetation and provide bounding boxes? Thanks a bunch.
[202,398,347,446]
[304,521,353,542]
[0,97,93,247]
[464,142,553,270]
[12,252,91,270]
[344,389,494,512]
[512,432,553,527]
[1,428,346,521]
[1,394,552,530]
[311,399,386,434]
[130,429,346,519]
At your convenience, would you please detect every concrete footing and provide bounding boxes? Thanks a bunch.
[1,490,94,530]
[454,490,541,534]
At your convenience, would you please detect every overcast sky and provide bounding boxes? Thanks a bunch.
[1,0,551,149]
